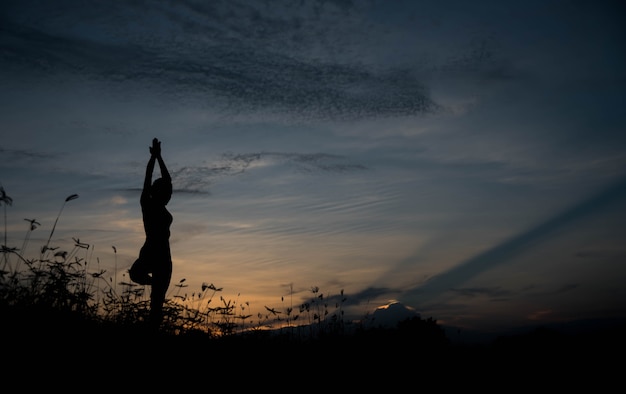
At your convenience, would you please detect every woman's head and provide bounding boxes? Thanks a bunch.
[151,178,172,205]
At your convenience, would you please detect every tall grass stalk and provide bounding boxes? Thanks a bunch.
[1,184,13,271]
[112,246,117,297]
[19,218,40,269]
[41,194,78,260]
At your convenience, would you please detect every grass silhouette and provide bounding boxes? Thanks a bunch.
[0,190,447,345]
[1,187,620,378]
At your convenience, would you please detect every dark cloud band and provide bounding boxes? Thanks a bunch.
[0,1,439,120]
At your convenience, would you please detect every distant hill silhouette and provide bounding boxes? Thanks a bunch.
[365,301,420,328]
[443,316,626,347]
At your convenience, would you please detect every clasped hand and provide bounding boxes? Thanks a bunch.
[150,138,161,157]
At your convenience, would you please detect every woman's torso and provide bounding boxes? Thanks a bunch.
[141,201,172,259]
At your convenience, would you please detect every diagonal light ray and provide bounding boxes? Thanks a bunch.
[398,176,626,307]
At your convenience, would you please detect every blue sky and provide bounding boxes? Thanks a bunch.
[1,0,625,334]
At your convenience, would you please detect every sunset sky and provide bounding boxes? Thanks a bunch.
[1,0,625,334]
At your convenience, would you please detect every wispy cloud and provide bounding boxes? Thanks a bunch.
[0,0,441,120]
[450,286,512,300]
[0,146,58,168]
[169,151,368,193]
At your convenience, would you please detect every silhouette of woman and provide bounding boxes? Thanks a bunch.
[129,138,173,330]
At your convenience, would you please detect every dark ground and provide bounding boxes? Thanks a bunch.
[1,305,623,390]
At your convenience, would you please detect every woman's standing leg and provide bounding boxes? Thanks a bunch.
[149,261,172,330]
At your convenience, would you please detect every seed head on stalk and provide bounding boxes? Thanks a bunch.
[41,194,79,259]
